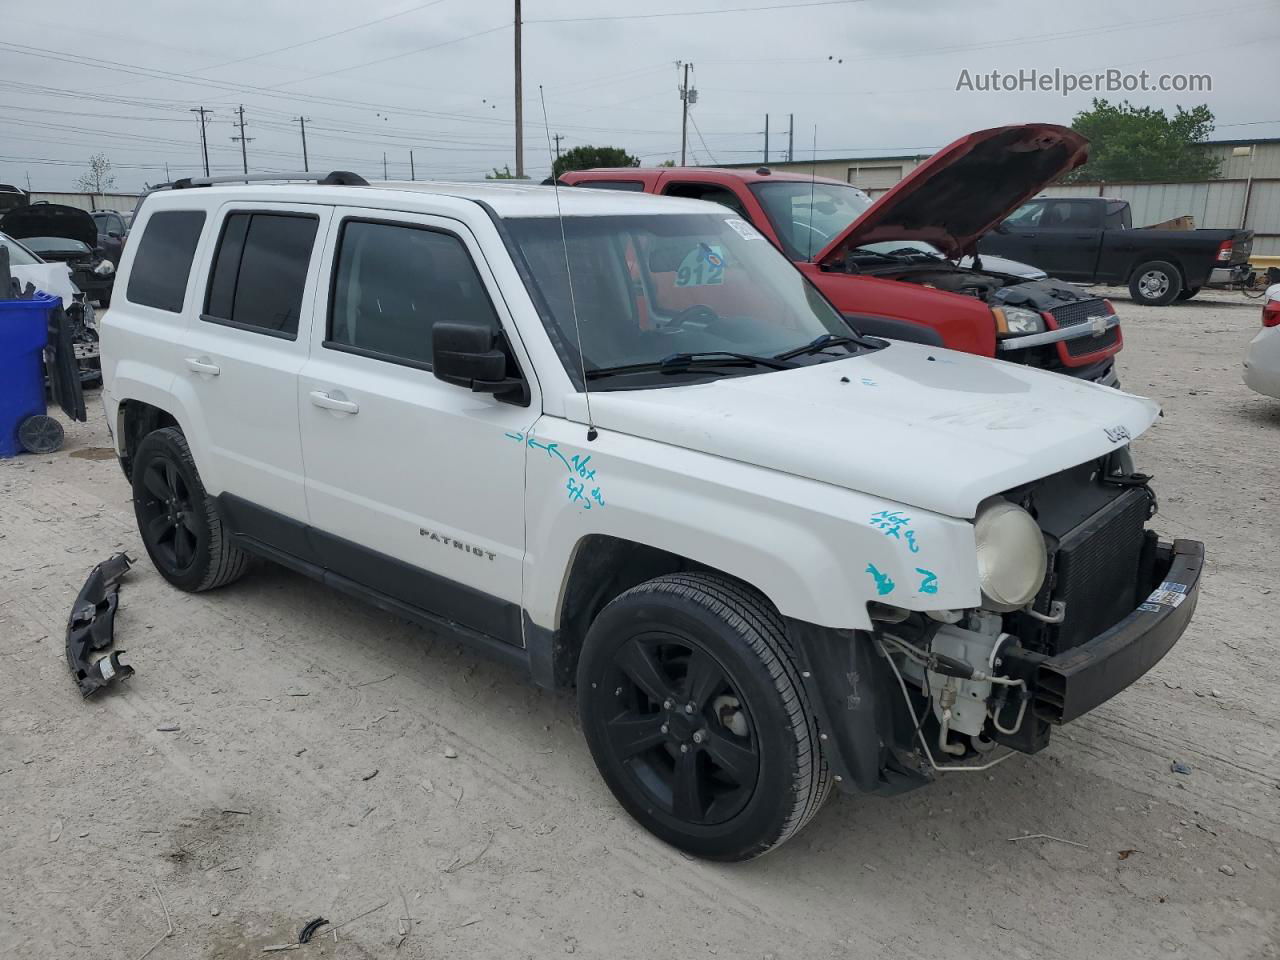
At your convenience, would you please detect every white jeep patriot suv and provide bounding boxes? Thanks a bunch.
[101,172,1202,861]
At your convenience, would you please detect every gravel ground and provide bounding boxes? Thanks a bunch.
[2,288,1278,960]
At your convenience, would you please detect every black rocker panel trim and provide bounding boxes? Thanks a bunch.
[215,493,524,649]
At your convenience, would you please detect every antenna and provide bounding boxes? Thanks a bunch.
[806,125,818,261]
[539,84,596,442]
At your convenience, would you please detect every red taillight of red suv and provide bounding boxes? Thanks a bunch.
[1216,239,1234,263]
[1263,299,1280,328]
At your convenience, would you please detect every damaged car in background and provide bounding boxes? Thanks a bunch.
[0,202,116,307]
[564,123,1123,385]
[1,230,101,384]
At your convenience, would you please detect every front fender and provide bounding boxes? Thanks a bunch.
[520,419,981,632]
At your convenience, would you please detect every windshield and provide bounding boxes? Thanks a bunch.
[0,232,42,265]
[506,213,856,388]
[21,236,92,255]
[749,181,872,261]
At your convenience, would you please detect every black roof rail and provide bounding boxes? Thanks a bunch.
[168,170,368,190]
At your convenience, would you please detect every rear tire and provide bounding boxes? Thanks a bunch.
[1128,260,1182,306]
[131,427,250,592]
[577,572,830,861]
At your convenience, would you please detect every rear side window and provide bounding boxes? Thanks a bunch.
[327,220,499,367]
[574,180,644,192]
[203,212,319,338]
[125,210,206,312]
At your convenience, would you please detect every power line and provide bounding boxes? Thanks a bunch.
[197,0,452,73]
[526,0,871,24]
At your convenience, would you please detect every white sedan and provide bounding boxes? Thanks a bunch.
[1243,283,1280,399]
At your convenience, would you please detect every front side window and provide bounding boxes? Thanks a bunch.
[748,181,872,261]
[327,220,499,366]
[1004,201,1046,227]
[204,212,318,338]
[506,212,854,388]
[663,182,749,218]
[125,210,206,312]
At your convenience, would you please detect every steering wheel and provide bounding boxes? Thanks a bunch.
[662,303,722,330]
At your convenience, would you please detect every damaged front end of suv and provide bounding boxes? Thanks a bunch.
[792,449,1202,795]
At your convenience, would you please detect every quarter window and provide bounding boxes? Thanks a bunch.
[203,212,318,338]
[327,220,499,366]
[125,210,206,312]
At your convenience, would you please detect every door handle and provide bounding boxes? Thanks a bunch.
[309,390,359,415]
[184,357,220,376]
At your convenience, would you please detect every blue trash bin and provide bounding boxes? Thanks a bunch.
[0,290,59,457]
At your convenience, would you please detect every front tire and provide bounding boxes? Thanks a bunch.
[577,573,830,861]
[1176,286,1200,302]
[131,427,250,592]
[1129,260,1182,306]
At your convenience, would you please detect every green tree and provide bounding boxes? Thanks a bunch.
[551,145,638,180]
[1066,99,1220,183]
[485,165,529,180]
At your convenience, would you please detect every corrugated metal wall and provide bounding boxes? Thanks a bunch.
[26,191,140,212]
[1040,179,1279,256]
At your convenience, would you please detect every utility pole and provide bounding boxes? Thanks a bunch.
[678,61,696,166]
[787,114,794,162]
[410,150,416,181]
[190,106,212,176]
[231,105,252,175]
[383,152,388,179]
[296,117,310,172]
[553,133,563,160]
[514,0,523,179]
[164,162,170,181]
[764,114,769,164]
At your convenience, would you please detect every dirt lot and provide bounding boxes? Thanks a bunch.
[2,288,1278,960]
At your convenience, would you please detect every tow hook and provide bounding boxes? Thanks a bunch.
[66,553,135,696]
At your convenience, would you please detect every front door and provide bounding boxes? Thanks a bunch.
[297,209,535,645]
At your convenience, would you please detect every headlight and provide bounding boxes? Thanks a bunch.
[995,305,1045,336]
[93,260,115,277]
[974,497,1047,611]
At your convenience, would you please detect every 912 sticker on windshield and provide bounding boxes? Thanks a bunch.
[724,218,764,241]
[506,432,606,511]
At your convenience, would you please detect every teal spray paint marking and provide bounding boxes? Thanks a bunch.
[866,563,895,596]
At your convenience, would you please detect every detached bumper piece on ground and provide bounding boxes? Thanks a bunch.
[66,553,136,696]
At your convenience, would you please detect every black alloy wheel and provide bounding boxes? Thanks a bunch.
[137,454,200,576]
[598,633,761,827]
[130,427,250,592]
[578,573,830,861]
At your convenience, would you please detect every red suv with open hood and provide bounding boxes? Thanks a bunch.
[562,124,1122,385]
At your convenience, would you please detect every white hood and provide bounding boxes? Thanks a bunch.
[568,342,1159,518]
[10,261,80,306]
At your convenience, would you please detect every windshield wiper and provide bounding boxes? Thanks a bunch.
[774,333,884,361]
[585,351,796,381]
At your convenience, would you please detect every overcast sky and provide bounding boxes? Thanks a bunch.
[1,0,1276,193]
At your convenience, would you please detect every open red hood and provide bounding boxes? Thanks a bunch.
[815,123,1089,264]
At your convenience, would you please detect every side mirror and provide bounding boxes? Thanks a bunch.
[107,231,121,240]
[993,222,1010,235]
[432,322,527,402]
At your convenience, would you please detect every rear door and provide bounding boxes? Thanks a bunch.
[176,202,330,529]
[296,208,535,645]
